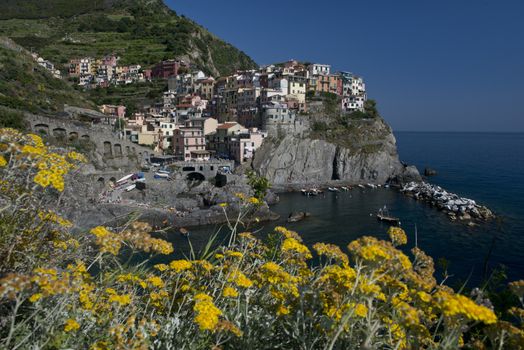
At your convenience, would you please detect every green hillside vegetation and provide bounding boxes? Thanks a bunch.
[0,38,95,115]
[0,0,257,76]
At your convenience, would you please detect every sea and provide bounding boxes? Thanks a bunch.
[154,132,524,288]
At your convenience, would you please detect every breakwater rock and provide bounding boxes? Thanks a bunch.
[401,182,494,222]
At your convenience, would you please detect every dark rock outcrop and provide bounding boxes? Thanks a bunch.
[253,118,421,188]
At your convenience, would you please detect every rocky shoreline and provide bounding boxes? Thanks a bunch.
[401,181,495,224]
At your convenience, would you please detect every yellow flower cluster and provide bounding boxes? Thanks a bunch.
[313,242,349,264]
[281,237,312,259]
[170,260,193,273]
[67,151,87,163]
[433,290,497,324]
[0,155,6,167]
[193,293,222,331]
[38,210,73,228]
[64,319,80,332]
[106,288,132,306]
[120,222,173,255]
[388,227,407,246]
[228,269,253,288]
[223,286,239,298]
[90,226,121,255]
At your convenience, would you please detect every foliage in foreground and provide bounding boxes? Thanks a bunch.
[0,127,523,350]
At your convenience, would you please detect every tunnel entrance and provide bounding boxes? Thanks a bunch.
[186,172,205,182]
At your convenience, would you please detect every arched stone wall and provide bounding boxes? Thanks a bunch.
[114,144,123,157]
[103,141,112,156]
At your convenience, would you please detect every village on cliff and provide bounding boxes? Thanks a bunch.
[33,53,368,164]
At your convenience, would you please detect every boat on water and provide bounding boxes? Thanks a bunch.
[357,184,365,189]
[301,189,320,196]
[328,187,341,192]
[341,186,349,191]
[376,206,400,225]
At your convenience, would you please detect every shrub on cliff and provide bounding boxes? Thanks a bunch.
[0,128,523,349]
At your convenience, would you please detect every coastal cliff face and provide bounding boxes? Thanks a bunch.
[253,117,418,188]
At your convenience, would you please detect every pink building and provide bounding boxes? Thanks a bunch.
[228,129,267,164]
[100,104,126,118]
[173,127,206,161]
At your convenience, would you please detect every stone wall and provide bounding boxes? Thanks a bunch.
[25,114,158,164]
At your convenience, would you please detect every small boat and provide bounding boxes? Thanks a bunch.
[301,189,308,195]
[376,206,400,225]
[157,169,170,174]
[124,184,136,192]
[116,174,134,184]
[154,172,169,179]
[367,183,377,189]
[341,186,349,191]
[358,184,365,189]
[328,187,341,192]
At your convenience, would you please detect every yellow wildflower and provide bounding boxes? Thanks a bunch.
[90,226,121,255]
[29,293,43,303]
[388,227,408,246]
[0,155,6,167]
[147,276,165,288]
[64,319,80,332]
[354,303,368,318]
[229,269,253,288]
[170,260,193,273]
[434,290,497,324]
[248,197,260,205]
[277,305,290,316]
[154,264,169,272]
[281,237,312,259]
[223,286,239,298]
[193,293,222,331]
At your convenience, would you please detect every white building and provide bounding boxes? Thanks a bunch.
[342,96,366,113]
[308,63,331,76]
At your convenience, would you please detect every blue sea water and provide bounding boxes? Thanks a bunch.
[158,132,524,288]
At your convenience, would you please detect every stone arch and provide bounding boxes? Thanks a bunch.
[103,141,112,156]
[69,132,79,141]
[109,177,117,184]
[34,123,49,135]
[114,144,123,157]
[52,127,67,139]
[81,134,90,141]
[187,172,205,182]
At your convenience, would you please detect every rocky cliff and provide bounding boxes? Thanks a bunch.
[253,117,420,189]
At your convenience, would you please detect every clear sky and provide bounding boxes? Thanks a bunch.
[167,0,524,132]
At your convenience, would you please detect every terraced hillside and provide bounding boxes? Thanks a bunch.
[0,0,257,76]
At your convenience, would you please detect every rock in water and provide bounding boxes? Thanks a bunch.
[287,211,311,223]
[424,168,438,176]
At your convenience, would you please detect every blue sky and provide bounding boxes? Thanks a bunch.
[167,0,524,132]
